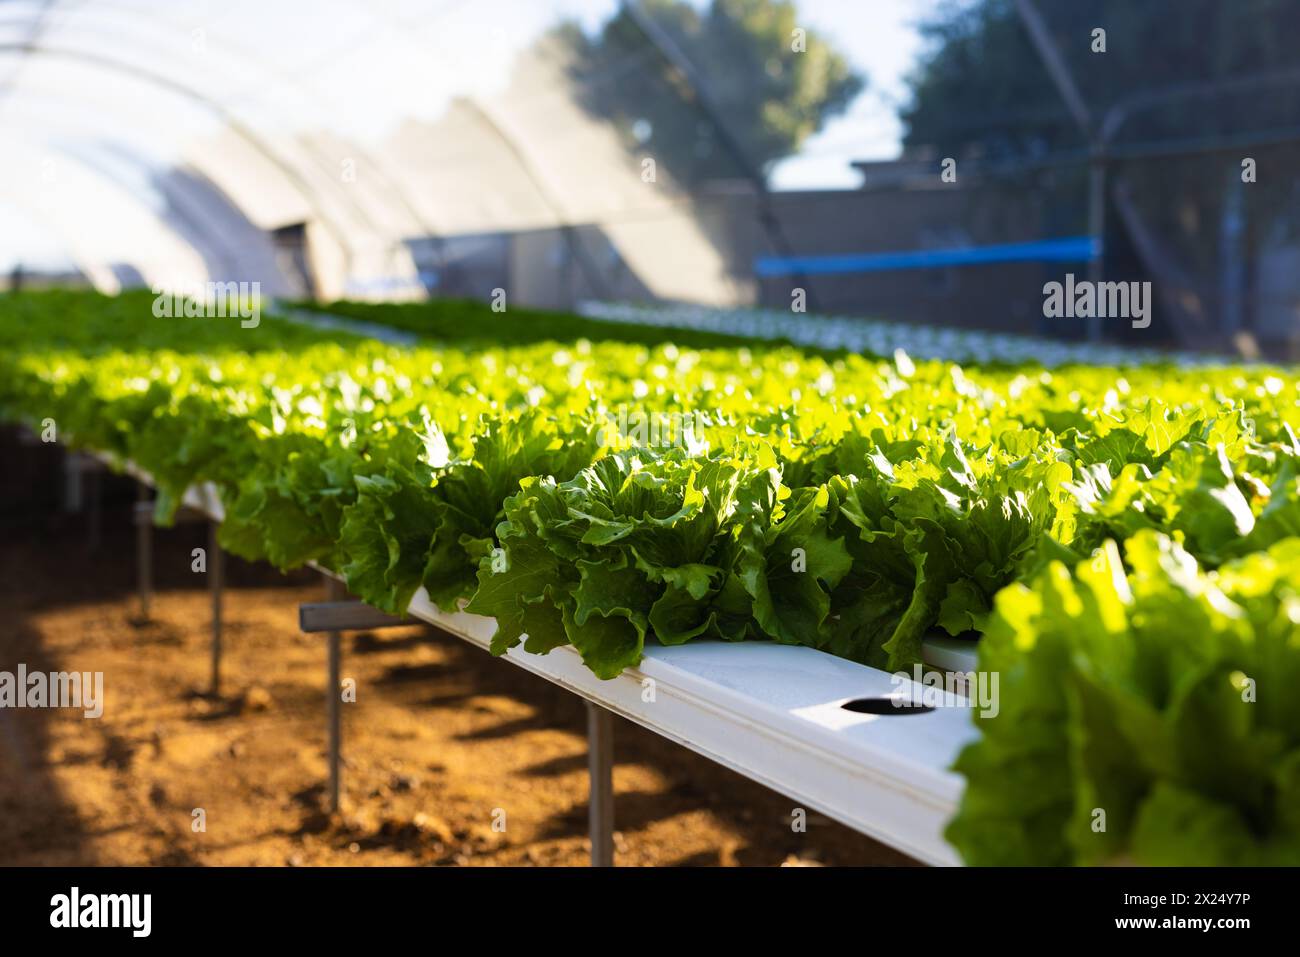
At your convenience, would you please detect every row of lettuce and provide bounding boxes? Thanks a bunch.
[3,289,1298,865]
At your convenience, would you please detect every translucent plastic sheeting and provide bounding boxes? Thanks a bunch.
[4,0,1297,355]
[0,0,789,303]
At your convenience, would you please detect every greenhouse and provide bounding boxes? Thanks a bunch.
[0,0,1298,911]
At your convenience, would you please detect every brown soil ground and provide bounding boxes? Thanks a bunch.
[0,442,917,867]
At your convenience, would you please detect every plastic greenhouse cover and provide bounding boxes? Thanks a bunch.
[0,0,777,299]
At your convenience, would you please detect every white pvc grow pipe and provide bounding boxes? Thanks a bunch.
[90,451,978,865]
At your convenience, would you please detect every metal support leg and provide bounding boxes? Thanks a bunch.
[327,629,341,813]
[86,463,102,551]
[586,701,615,867]
[209,521,223,697]
[136,483,152,620]
[323,573,345,814]
[301,577,411,815]
[61,453,102,547]
[62,451,83,512]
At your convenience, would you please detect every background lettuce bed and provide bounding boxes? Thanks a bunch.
[3,289,1299,864]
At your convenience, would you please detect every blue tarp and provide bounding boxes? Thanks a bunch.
[755,236,1101,277]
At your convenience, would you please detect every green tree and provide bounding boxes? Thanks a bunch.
[560,0,862,187]
[901,0,1300,341]
[902,0,1300,158]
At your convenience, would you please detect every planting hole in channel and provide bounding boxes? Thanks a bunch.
[841,696,935,716]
